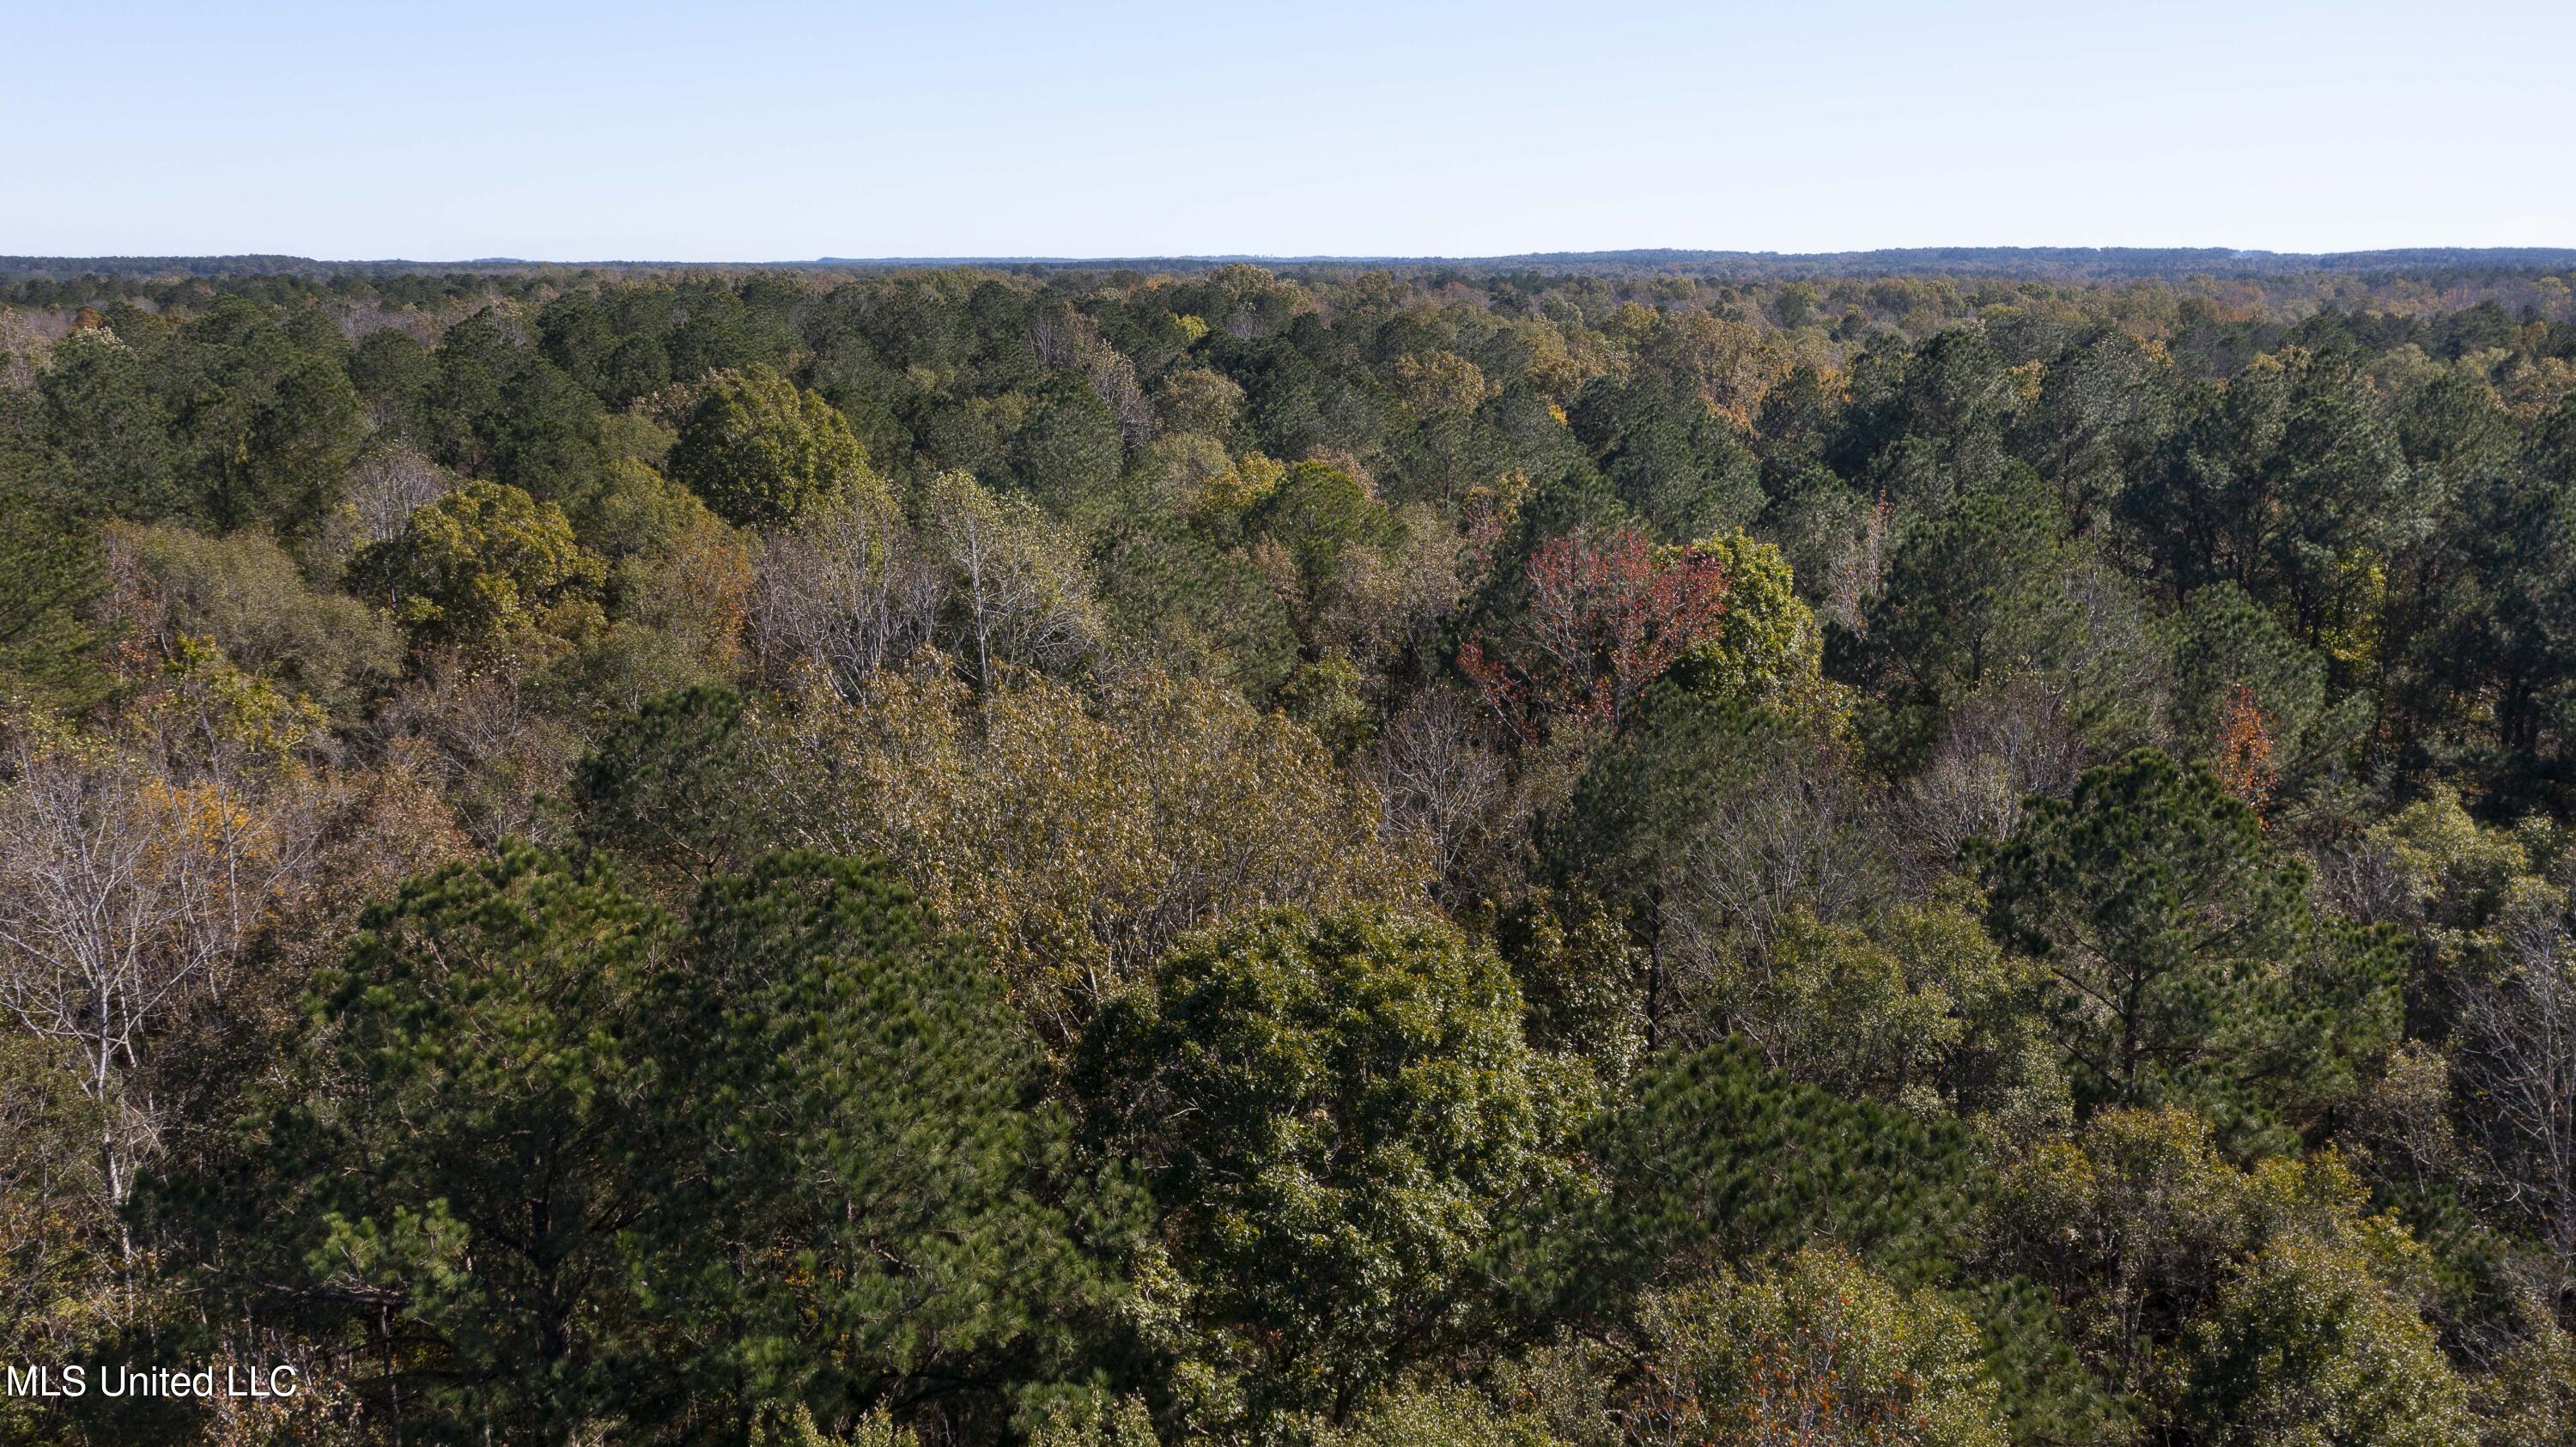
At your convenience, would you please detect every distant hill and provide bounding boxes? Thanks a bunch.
[6,246,2574,283]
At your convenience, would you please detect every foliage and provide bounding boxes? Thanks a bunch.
[1077,907,1595,1420]
[2178,1233,2473,1446]
[107,521,400,715]
[756,663,1425,1038]
[13,261,2576,1444]
[0,478,105,709]
[654,851,1136,1437]
[241,845,668,1441]
[571,682,764,884]
[1623,1244,2008,1447]
[1979,750,2403,1141]
[670,363,875,527]
[1461,523,1731,742]
[352,478,606,656]
[1509,1040,1984,1316]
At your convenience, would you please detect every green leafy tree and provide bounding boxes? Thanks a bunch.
[1077,908,1595,1421]
[171,299,367,532]
[240,846,671,1442]
[1987,1104,2427,1409]
[1320,1385,1564,1447]
[352,479,606,656]
[2179,1234,2474,1446]
[2165,581,2366,796]
[654,851,1137,1438]
[1095,513,1298,697]
[572,684,766,886]
[37,326,185,520]
[1503,1042,2117,1441]
[1665,528,1830,709]
[1243,460,1403,597]
[0,479,105,709]
[1624,1244,2008,1447]
[1838,467,2082,765]
[1513,1041,1983,1315]
[669,364,873,527]
[1980,750,2402,1140]
[423,312,610,500]
[0,1035,118,1440]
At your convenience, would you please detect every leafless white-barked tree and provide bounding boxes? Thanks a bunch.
[0,736,312,1261]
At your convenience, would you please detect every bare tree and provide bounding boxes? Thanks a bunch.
[1029,306,1156,447]
[2458,899,2576,1286]
[921,471,1103,696]
[1822,493,1889,635]
[750,489,940,702]
[343,442,454,546]
[1899,673,2088,865]
[1369,685,1506,897]
[0,736,313,1259]
[1668,734,1888,970]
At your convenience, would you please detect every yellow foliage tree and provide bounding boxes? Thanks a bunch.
[754,663,1429,1037]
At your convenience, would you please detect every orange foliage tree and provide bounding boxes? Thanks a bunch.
[1460,524,1730,744]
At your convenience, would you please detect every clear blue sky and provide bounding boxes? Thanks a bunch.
[11,0,2571,260]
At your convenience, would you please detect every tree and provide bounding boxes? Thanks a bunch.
[1622,1244,2008,1447]
[1515,1041,1983,1318]
[1568,374,1765,544]
[748,480,939,700]
[239,846,669,1442]
[1979,750,2402,1140]
[2118,349,2411,664]
[1093,512,1300,700]
[0,1034,118,1414]
[0,478,105,709]
[1014,373,1128,520]
[1664,529,1827,709]
[1460,523,1732,743]
[422,311,610,502]
[920,470,1103,695]
[106,522,401,718]
[1076,908,1595,1421]
[1319,1386,1564,1447]
[2454,897,2576,1282]
[0,720,316,1262]
[1987,1101,2464,1434]
[2164,581,2362,805]
[668,364,872,528]
[1394,350,1491,415]
[654,852,1135,1438]
[352,479,606,657]
[37,325,184,520]
[2179,1235,2473,1446]
[1702,898,2058,1118]
[1838,467,2085,766]
[1242,459,1403,599]
[2410,396,2576,806]
[755,664,1425,1040]
[1155,366,1245,438]
[2011,324,2172,537]
[171,299,367,532]
[1369,684,1509,898]
[1559,688,1884,1042]
[572,684,766,886]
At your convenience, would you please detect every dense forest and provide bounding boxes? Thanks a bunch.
[5,256,2576,1446]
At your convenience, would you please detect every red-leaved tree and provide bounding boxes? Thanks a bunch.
[1460,524,1729,744]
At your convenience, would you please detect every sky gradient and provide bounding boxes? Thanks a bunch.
[12,0,2573,261]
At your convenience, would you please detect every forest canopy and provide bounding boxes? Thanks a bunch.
[5,255,2576,1445]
